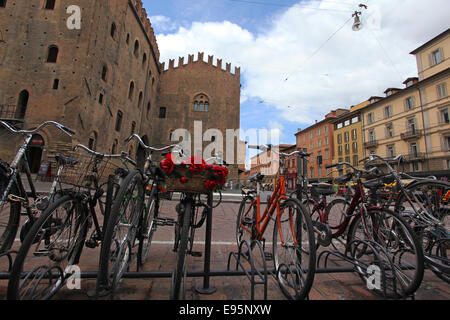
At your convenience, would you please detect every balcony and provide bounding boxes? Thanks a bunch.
[401,129,422,140]
[364,140,378,148]
[405,152,426,161]
[0,105,25,122]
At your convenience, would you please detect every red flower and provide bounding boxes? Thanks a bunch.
[183,155,207,174]
[205,180,218,191]
[160,153,175,174]
[180,177,188,184]
[213,165,229,185]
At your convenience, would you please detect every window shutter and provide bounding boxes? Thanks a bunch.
[412,96,416,108]
[439,48,444,61]
[428,53,434,67]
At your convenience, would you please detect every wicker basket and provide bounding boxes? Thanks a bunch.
[58,151,125,189]
[164,166,213,194]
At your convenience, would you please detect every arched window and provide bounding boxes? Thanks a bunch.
[111,139,118,154]
[47,45,59,63]
[110,23,116,39]
[138,91,143,109]
[101,65,108,81]
[159,107,166,119]
[44,0,55,10]
[146,102,151,119]
[142,53,147,66]
[16,90,29,119]
[193,93,209,112]
[126,33,130,45]
[128,81,135,100]
[134,40,139,57]
[115,110,123,132]
[88,131,98,151]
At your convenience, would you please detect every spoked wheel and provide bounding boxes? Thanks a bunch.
[347,208,424,299]
[170,198,192,300]
[137,184,159,266]
[98,170,144,296]
[7,194,87,300]
[236,196,257,251]
[0,169,21,253]
[273,198,316,300]
[395,180,450,283]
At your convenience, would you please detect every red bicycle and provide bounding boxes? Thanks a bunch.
[236,144,316,300]
[305,161,424,299]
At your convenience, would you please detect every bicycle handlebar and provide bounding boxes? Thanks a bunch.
[248,144,310,158]
[0,120,76,137]
[73,144,136,166]
[125,134,183,154]
[326,161,378,176]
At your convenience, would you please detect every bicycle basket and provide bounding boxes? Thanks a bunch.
[161,156,229,194]
[58,151,125,190]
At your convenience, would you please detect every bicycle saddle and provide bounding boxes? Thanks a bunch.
[311,183,335,196]
[363,178,384,189]
[334,172,353,184]
[55,154,79,166]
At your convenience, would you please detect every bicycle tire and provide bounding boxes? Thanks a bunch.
[97,170,144,294]
[326,198,351,236]
[7,194,87,300]
[236,195,257,248]
[347,207,424,299]
[0,163,22,253]
[273,198,316,300]
[394,180,450,283]
[137,182,159,266]
[170,198,191,300]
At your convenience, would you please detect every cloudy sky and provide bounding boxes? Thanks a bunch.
[143,0,449,145]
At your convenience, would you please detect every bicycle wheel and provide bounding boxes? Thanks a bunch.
[236,196,257,248]
[7,194,87,300]
[273,198,316,300]
[170,198,192,300]
[137,182,159,266]
[0,166,21,253]
[98,170,144,294]
[347,208,424,299]
[395,180,450,282]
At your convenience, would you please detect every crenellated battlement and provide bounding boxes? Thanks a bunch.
[130,0,160,61]
[160,52,241,77]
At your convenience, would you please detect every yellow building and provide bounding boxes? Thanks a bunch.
[360,29,450,176]
[330,101,369,177]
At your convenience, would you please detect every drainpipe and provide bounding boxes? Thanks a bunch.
[417,87,430,172]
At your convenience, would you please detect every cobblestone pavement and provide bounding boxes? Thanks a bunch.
[0,200,448,300]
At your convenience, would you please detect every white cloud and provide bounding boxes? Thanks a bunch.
[150,15,178,32]
[153,0,450,125]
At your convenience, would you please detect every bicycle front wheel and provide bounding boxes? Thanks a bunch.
[273,198,316,300]
[347,208,424,299]
[137,182,159,266]
[0,169,21,253]
[170,198,192,300]
[7,194,87,300]
[98,170,144,295]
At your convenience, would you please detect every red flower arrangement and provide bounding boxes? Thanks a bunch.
[160,154,229,192]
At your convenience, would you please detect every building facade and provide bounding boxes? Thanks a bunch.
[295,109,348,182]
[0,0,241,177]
[360,29,449,176]
[331,101,369,177]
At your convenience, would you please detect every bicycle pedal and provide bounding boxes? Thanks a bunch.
[85,239,98,248]
[264,252,273,261]
[20,211,28,216]
[155,218,175,226]
[33,250,50,257]
[189,251,202,257]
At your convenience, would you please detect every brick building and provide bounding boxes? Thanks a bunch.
[295,109,348,182]
[0,0,241,177]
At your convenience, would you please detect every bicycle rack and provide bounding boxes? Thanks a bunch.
[317,239,416,300]
[0,250,17,273]
[227,240,268,300]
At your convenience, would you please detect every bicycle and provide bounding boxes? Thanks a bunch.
[96,134,182,297]
[0,120,76,253]
[236,144,316,300]
[361,153,450,283]
[323,160,424,299]
[7,144,135,300]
